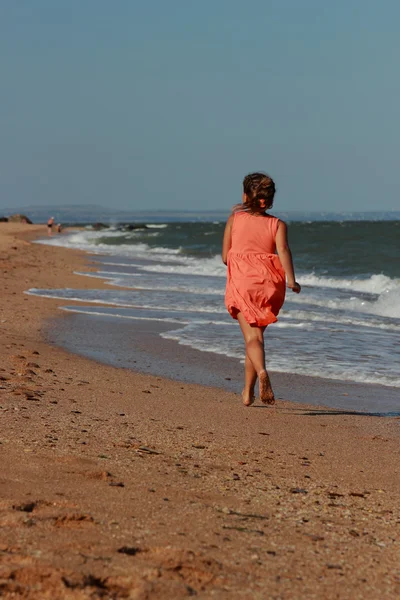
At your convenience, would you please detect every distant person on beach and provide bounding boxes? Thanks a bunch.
[47,216,54,236]
[222,172,301,406]
[56,223,62,233]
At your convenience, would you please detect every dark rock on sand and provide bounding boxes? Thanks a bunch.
[117,546,141,556]
[92,222,108,230]
[121,223,149,231]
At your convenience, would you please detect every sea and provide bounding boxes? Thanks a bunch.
[30,217,400,392]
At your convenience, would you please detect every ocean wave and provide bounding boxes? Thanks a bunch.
[288,288,400,320]
[74,270,225,295]
[26,288,135,308]
[300,273,398,295]
[282,310,400,332]
[26,288,226,315]
[74,270,140,279]
[108,279,224,295]
[100,261,148,268]
[161,324,400,388]
[138,255,226,277]
[30,221,400,397]
[87,274,224,296]
[35,230,182,259]
[38,231,398,295]
[372,289,400,319]
[60,306,184,323]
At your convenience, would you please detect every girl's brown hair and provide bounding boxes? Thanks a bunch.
[233,172,276,214]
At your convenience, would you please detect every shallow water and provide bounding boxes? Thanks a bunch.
[31,220,400,394]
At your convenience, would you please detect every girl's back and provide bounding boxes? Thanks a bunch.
[230,212,280,255]
[225,211,285,327]
[222,171,301,406]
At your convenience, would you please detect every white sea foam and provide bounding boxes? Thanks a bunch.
[26,288,135,308]
[282,310,400,332]
[300,273,399,295]
[138,255,226,277]
[161,323,400,388]
[35,231,182,259]
[73,263,400,322]
[73,270,138,279]
[161,329,242,360]
[60,306,184,323]
[26,288,225,315]
[102,250,399,299]
[288,287,400,320]
[37,230,398,296]
[109,279,224,295]
[123,231,161,238]
[372,289,400,319]
[100,261,151,268]
[73,270,225,295]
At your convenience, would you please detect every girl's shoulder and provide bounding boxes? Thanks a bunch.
[266,213,286,226]
[224,213,235,231]
[229,210,246,223]
[229,210,283,225]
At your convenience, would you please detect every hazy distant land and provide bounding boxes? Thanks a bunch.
[1,204,399,224]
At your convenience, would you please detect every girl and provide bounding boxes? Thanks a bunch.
[222,172,301,406]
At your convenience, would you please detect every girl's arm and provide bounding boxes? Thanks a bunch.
[222,215,234,265]
[275,221,301,293]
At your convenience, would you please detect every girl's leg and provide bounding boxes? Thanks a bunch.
[237,313,275,405]
[243,352,257,406]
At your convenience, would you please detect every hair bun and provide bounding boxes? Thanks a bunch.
[242,172,276,212]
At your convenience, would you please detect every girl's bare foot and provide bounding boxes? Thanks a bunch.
[259,370,275,405]
[242,389,255,407]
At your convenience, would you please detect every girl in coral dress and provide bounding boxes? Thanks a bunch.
[222,172,301,406]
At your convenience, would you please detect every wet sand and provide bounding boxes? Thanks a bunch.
[0,223,399,599]
[47,311,400,414]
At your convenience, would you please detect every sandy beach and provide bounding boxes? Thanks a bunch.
[0,223,399,599]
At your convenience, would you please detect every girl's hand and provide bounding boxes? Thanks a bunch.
[287,281,301,293]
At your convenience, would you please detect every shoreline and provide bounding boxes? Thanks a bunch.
[28,227,400,413]
[1,223,399,599]
[46,309,400,415]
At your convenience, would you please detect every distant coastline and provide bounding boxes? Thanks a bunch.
[1,204,399,224]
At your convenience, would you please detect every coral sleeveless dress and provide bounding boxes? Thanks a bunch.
[225,212,286,327]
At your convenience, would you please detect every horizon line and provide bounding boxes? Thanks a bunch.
[1,206,400,214]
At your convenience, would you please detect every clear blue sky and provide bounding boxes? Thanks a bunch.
[1,1,399,212]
